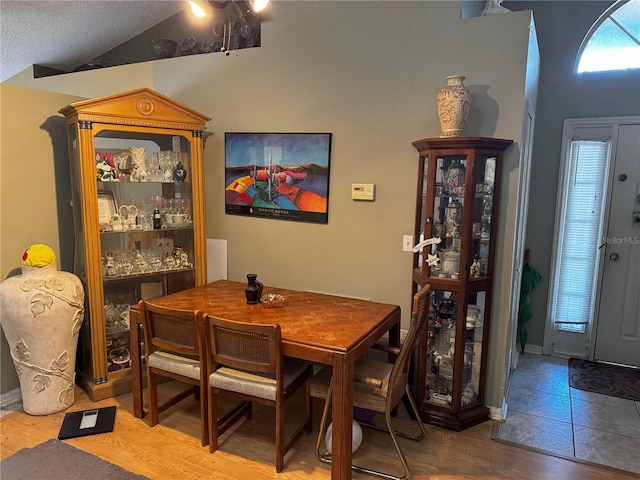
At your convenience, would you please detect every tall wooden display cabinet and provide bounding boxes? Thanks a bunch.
[60,89,210,400]
[411,137,512,430]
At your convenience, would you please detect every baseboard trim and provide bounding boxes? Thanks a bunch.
[489,398,507,422]
[0,387,22,409]
[524,344,543,355]
[489,397,506,422]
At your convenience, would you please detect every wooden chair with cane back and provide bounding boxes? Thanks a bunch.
[139,301,208,446]
[199,315,313,472]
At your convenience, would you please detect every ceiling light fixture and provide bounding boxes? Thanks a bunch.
[187,0,268,18]
[250,0,269,13]
[188,0,210,18]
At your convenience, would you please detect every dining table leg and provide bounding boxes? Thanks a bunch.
[331,351,354,480]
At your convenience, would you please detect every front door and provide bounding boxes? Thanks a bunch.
[593,123,640,367]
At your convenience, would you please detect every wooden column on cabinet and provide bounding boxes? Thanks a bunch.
[191,130,207,287]
[78,121,109,385]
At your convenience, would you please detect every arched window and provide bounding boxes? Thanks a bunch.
[576,0,640,73]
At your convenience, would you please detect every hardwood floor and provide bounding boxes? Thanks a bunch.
[1,382,635,480]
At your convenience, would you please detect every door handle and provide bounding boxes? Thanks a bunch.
[609,253,619,261]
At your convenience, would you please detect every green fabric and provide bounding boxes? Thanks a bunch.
[518,264,541,353]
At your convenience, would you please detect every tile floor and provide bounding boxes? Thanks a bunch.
[498,353,640,475]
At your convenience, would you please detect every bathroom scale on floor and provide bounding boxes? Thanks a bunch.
[57,406,116,439]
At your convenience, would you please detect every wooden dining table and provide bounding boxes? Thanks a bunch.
[129,279,401,480]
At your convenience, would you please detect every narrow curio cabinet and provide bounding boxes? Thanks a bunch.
[411,137,512,431]
[60,89,211,400]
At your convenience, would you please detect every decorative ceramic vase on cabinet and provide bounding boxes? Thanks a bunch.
[0,245,84,415]
[481,0,511,15]
[436,75,471,137]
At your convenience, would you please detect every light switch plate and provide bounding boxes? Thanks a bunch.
[352,183,375,201]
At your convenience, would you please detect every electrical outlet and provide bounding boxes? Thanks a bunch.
[403,235,414,252]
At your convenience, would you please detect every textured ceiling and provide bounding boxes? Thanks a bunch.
[0,0,185,82]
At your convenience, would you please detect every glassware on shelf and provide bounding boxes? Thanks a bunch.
[163,255,178,270]
[440,249,460,277]
[175,197,188,214]
[147,251,163,271]
[137,209,152,231]
[145,152,159,182]
[133,252,149,273]
[160,151,175,182]
[104,302,120,332]
[150,195,164,209]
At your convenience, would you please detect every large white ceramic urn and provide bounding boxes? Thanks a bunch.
[0,245,84,415]
[436,75,472,137]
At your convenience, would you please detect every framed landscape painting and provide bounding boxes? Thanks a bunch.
[224,132,332,224]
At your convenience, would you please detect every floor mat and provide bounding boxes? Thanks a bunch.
[569,358,640,402]
[0,439,148,480]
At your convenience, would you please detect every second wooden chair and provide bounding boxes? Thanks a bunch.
[199,315,313,472]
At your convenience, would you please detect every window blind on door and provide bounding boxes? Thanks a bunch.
[554,140,610,333]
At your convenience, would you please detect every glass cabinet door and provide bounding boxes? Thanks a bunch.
[469,155,497,280]
[424,288,457,406]
[429,155,467,279]
[94,129,196,374]
[423,290,487,409]
[460,291,487,407]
